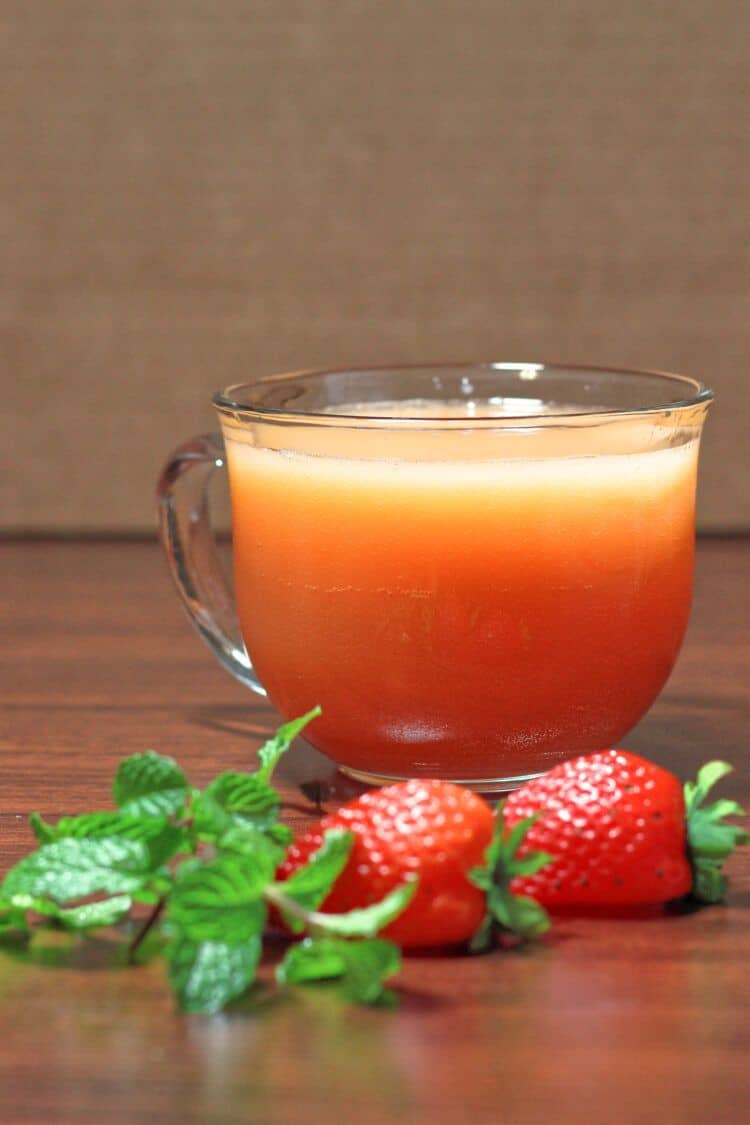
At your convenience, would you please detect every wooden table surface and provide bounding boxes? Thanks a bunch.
[1,539,748,1125]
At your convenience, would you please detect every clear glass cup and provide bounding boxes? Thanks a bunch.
[157,362,712,791]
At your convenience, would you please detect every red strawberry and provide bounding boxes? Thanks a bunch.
[504,751,747,907]
[279,779,531,948]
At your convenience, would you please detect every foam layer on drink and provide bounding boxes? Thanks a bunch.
[225,421,699,506]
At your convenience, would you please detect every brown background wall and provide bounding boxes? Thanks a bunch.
[2,1,748,533]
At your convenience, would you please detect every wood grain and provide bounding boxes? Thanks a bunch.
[0,540,748,1124]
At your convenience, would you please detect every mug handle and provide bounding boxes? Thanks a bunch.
[156,432,266,696]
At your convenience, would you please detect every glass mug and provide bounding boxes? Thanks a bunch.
[157,363,712,791]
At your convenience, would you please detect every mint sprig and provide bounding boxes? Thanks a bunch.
[0,707,409,1012]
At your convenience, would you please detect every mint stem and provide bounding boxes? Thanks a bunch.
[128,897,165,963]
[264,884,333,938]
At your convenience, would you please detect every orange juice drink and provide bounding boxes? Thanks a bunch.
[225,404,699,783]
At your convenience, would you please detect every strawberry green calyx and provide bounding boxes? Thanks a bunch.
[684,761,749,903]
[468,806,553,952]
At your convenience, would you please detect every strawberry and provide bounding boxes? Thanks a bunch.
[279,779,550,948]
[503,752,748,907]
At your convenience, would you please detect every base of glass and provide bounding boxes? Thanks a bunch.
[337,765,545,794]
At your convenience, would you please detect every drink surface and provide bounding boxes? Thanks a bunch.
[224,400,698,780]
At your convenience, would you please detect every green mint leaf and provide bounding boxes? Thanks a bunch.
[277,829,354,929]
[193,786,292,857]
[3,894,58,918]
[0,901,29,942]
[277,936,400,1005]
[190,708,321,841]
[168,934,261,1013]
[119,786,189,818]
[297,878,417,939]
[264,822,293,848]
[47,811,152,840]
[202,772,280,828]
[191,792,232,838]
[256,706,321,783]
[337,938,401,1004]
[29,812,55,845]
[277,936,348,984]
[38,812,184,869]
[167,856,268,943]
[132,886,163,905]
[684,761,749,903]
[192,789,285,843]
[55,895,133,930]
[114,750,189,817]
[215,823,288,868]
[1,837,159,904]
[0,892,132,931]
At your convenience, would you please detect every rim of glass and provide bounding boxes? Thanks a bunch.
[213,361,713,424]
